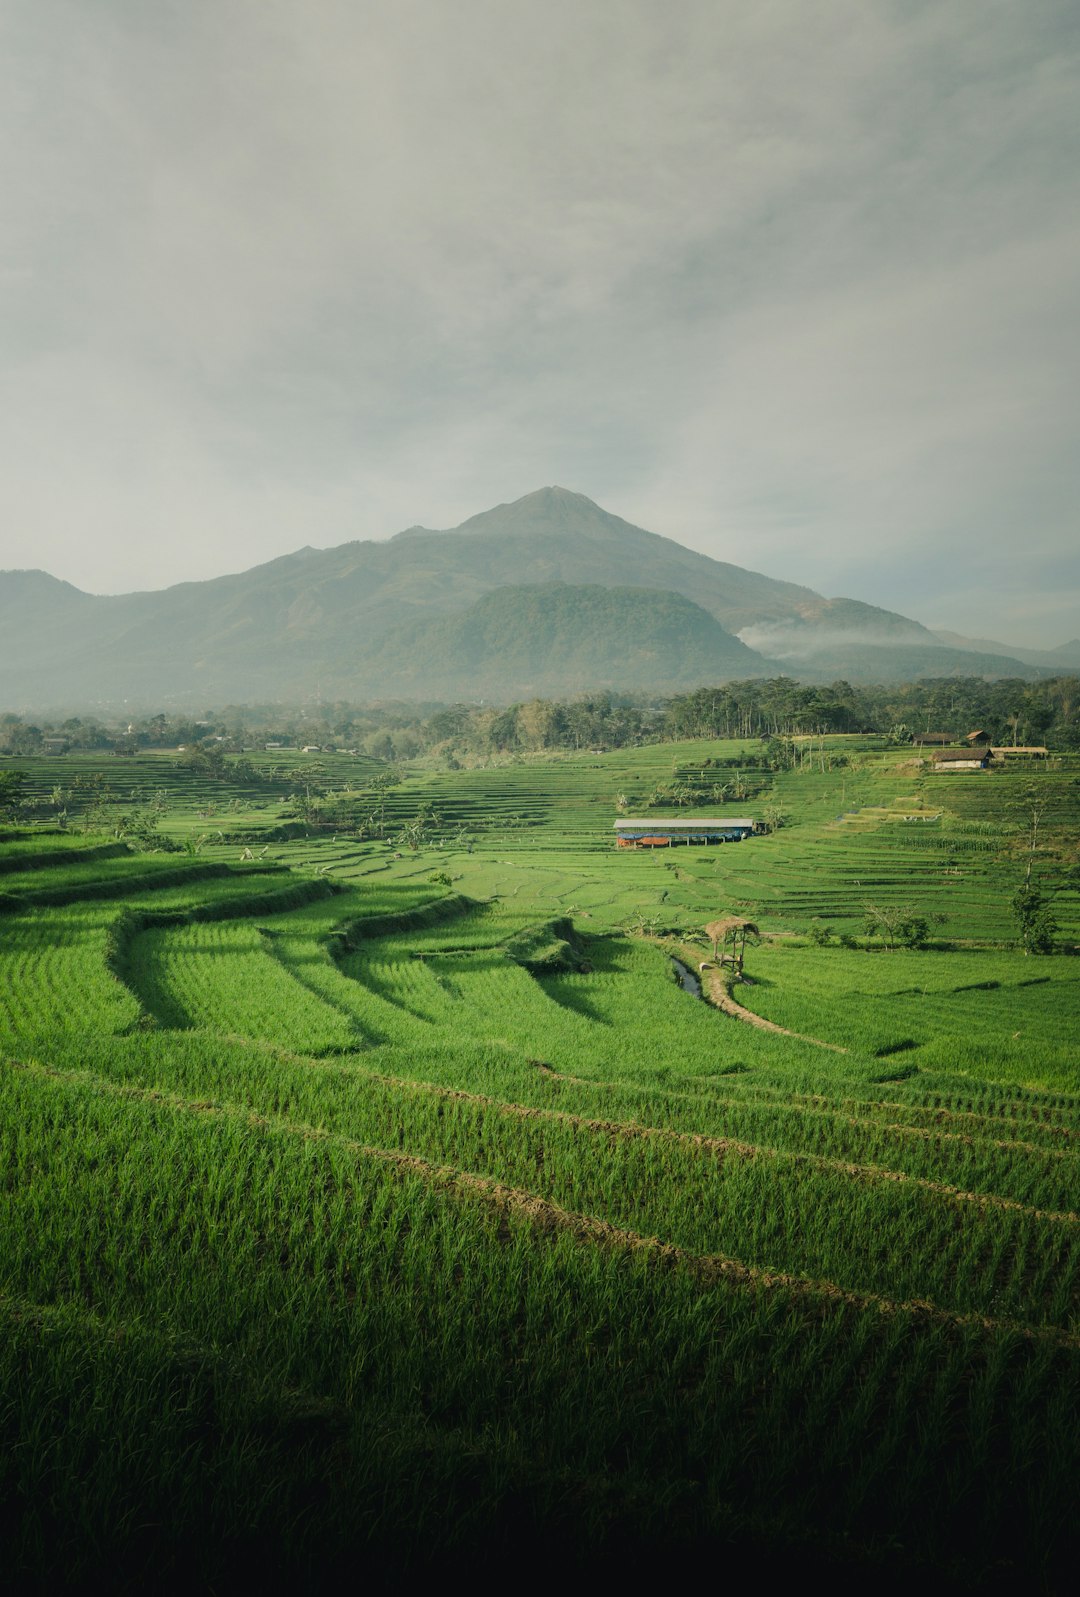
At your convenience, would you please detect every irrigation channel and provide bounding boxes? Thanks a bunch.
[671,957,702,997]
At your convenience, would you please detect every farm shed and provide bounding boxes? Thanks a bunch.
[930,748,991,771]
[990,746,1048,759]
[965,729,989,743]
[614,817,756,847]
[913,732,953,746]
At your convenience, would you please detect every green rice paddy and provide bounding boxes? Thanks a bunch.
[2,738,1078,1587]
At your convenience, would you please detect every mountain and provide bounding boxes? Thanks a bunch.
[334,583,771,700]
[0,570,97,653]
[743,607,1048,682]
[932,630,1080,672]
[0,487,1048,708]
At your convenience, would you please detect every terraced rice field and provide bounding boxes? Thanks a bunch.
[2,741,1079,1587]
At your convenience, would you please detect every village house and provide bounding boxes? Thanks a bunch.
[930,747,992,771]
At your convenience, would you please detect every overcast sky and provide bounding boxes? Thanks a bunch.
[1,0,1078,645]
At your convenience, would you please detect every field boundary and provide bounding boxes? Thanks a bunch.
[0,859,242,912]
[301,1057,1080,1225]
[103,876,343,1017]
[327,892,477,954]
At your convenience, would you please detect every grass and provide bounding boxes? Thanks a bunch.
[2,737,1079,1587]
[737,945,1080,1089]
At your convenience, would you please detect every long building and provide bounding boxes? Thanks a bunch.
[614,817,756,847]
[930,748,991,771]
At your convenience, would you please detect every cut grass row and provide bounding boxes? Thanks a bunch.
[6,870,1077,1214]
[3,1054,1079,1585]
[31,1039,1079,1330]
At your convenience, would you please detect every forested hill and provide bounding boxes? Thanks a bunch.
[0,487,1046,708]
[326,584,770,699]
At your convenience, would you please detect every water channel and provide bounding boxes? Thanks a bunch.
[671,957,702,998]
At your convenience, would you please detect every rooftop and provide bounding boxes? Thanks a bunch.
[614,817,755,829]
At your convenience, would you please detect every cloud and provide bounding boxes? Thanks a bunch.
[0,1,1077,644]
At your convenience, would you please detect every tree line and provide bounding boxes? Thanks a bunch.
[2,674,1078,763]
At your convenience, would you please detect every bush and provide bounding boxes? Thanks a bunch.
[1012,883,1057,954]
[862,904,930,950]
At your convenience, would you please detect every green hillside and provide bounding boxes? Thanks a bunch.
[338,581,771,698]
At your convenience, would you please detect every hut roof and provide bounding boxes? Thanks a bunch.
[705,916,761,940]
[931,748,990,763]
[614,817,755,830]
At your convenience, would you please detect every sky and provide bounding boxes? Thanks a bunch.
[1,0,1078,647]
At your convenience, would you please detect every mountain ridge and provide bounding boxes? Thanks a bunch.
[931,629,1080,671]
[0,488,1053,708]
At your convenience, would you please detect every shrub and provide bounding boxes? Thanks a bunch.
[1011,883,1057,954]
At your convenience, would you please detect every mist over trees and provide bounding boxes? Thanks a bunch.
[2,674,1077,765]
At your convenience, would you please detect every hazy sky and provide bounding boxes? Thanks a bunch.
[2,0,1078,645]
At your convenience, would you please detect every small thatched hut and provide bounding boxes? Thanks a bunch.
[704,916,761,973]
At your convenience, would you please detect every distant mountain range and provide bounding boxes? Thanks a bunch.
[928,630,1080,672]
[0,487,1066,709]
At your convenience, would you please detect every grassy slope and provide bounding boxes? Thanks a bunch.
[2,741,1079,1588]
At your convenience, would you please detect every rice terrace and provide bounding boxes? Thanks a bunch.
[7,2,1080,1582]
[2,724,1079,1588]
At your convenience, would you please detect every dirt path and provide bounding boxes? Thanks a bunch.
[669,940,849,1053]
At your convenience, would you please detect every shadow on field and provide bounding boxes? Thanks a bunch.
[874,1038,920,1057]
[537,976,611,1025]
[737,970,776,989]
[869,1062,921,1083]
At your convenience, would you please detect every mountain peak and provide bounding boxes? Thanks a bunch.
[524,485,597,506]
[0,569,90,602]
[450,485,631,540]
[0,567,78,585]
